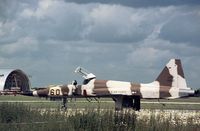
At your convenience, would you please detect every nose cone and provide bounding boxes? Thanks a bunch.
[21,88,49,97]
[21,91,34,96]
[33,90,38,96]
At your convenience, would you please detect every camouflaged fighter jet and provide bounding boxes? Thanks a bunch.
[22,59,194,110]
[74,59,195,110]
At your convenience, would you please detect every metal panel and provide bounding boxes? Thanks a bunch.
[0,69,15,90]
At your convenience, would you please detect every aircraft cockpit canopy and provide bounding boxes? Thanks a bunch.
[75,67,96,80]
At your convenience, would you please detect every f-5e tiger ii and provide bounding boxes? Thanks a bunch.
[74,59,194,110]
[22,59,195,111]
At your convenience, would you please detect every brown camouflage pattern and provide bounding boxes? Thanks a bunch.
[93,80,109,95]
[130,83,141,96]
[22,59,194,111]
[78,59,194,99]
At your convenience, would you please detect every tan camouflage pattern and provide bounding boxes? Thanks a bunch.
[22,59,194,111]
[79,59,194,99]
[32,84,76,97]
[27,59,194,99]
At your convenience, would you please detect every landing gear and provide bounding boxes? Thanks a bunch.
[62,97,67,110]
[133,96,140,111]
[113,96,123,111]
[113,96,141,111]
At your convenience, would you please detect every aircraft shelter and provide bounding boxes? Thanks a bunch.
[0,69,30,92]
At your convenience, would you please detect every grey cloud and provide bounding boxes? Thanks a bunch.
[0,0,18,22]
[16,2,82,41]
[81,5,152,43]
[65,0,200,7]
[0,0,199,89]
[0,0,38,22]
[81,5,176,43]
[159,7,200,46]
[6,41,131,86]
[0,37,38,56]
[126,38,200,86]
[1,1,198,44]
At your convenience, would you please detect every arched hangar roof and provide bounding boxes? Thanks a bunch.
[0,69,30,91]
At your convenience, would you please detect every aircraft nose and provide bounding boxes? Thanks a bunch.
[21,89,47,97]
[33,90,38,96]
[21,91,34,96]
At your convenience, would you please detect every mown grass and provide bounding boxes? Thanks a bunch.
[1,95,199,102]
[0,103,199,131]
[1,95,200,110]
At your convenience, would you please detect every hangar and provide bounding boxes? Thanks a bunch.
[0,69,30,93]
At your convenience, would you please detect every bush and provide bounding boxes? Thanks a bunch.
[0,102,40,123]
[0,103,199,131]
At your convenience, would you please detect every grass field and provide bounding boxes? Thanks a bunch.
[0,102,199,131]
[1,95,199,102]
[0,96,199,131]
[0,95,200,110]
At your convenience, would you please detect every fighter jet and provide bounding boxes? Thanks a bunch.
[22,59,194,111]
[74,59,195,110]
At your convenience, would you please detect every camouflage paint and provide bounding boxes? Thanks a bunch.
[93,80,109,95]
[21,59,195,111]
[80,59,194,99]
[32,84,75,97]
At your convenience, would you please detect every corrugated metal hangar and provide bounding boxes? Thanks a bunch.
[0,69,30,93]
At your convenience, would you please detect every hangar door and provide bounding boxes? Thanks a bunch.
[4,70,30,92]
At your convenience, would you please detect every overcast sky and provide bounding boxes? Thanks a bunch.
[0,0,200,89]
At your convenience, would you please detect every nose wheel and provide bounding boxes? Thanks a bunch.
[62,97,67,110]
[133,96,140,111]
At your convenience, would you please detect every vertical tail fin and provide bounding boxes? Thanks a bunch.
[156,59,187,89]
[155,59,194,98]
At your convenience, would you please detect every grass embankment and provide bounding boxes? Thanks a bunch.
[0,103,199,131]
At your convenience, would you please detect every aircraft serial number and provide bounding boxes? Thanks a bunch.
[110,91,127,94]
